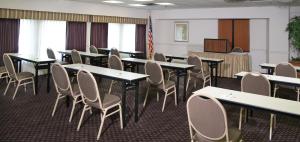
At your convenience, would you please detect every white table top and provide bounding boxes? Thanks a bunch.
[121,58,194,69]
[8,53,56,63]
[193,86,300,116]
[63,64,148,82]
[98,48,144,54]
[59,50,107,58]
[235,71,300,87]
[260,63,300,71]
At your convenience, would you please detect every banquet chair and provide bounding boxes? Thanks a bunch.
[273,63,299,101]
[108,55,123,94]
[231,47,244,53]
[186,55,211,91]
[90,45,98,54]
[51,63,82,122]
[3,54,35,99]
[76,69,123,140]
[143,61,177,112]
[154,52,176,81]
[71,49,82,64]
[187,93,242,142]
[0,66,9,83]
[111,48,120,57]
[240,72,274,140]
[47,48,68,65]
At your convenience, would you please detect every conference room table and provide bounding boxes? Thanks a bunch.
[165,55,224,86]
[58,50,108,66]
[97,48,144,58]
[63,64,149,127]
[235,71,300,88]
[8,53,56,93]
[121,58,194,102]
[260,63,300,74]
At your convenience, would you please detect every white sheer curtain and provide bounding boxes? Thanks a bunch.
[19,19,66,58]
[108,23,135,52]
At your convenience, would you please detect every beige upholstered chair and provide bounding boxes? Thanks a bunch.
[144,61,177,112]
[51,63,82,122]
[231,47,243,53]
[111,48,120,57]
[47,48,68,65]
[154,52,176,81]
[187,93,242,142]
[240,72,274,140]
[90,45,98,54]
[71,49,82,64]
[186,55,211,91]
[273,63,299,101]
[76,69,123,140]
[0,66,9,83]
[3,54,35,99]
[108,55,123,94]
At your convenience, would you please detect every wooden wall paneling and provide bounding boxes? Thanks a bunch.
[234,19,250,52]
[218,19,233,49]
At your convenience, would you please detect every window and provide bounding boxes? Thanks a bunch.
[108,23,135,51]
[19,20,66,58]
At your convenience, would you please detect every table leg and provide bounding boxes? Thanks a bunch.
[209,63,214,86]
[47,63,51,93]
[34,64,39,94]
[121,81,126,128]
[136,64,139,73]
[134,82,139,122]
[176,70,180,102]
[183,70,187,102]
[18,60,22,73]
[215,63,218,87]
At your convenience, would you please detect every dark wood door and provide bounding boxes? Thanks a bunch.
[218,19,233,49]
[234,19,249,52]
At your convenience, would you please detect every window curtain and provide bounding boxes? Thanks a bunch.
[0,18,20,66]
[90,23,108,49]
[135,24,146,57]
[108,23,135,51]
[66,22,86,51]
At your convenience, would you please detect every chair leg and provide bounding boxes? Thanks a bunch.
[239,108,243,130]
[143,85,150,107]
[24,84,27,92]
[12,81,20,100]
[32,78,36,95]
[162,91,168,112]
[69,99,77,122]
[174,88,177,106]
[202,78,206,88]
[273,85,278,97]
[52,94,61,116]
[186,75,190,92]
[193,79,197,88]
[269,114,274,140]
[77,105,87,131]
[119,104,123,129]
[4,78,12,96]
[97,110,107,140]
[297,89,300,101]
[157,91,159,102]
[108,80,114,95]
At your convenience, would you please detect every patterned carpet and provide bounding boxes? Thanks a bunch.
[0,75,300,142]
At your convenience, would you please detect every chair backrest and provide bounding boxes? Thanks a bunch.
[3,54,17,80]
[231,47,243,53]
[275,63,297,78]
[145,61,164,86]
[51,63,74,96]
[90,45,98,54]
[187,93,229,141]
[154,52,167,62]
[77,69,103,109]
[187,55,203,73]
[111,48,120,57]
[71,49,82,64]
[241,73,270,96]
[47,48,56,59]
[108,55,123,71]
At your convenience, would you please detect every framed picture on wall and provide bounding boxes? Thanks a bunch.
[174,22,189,42]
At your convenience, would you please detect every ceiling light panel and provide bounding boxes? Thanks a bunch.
[103,0,124,3]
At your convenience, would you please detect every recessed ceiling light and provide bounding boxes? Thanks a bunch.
[129,4,147,6]
[103,0,124,4]
[133,0,153,1]
[155,2,175,6]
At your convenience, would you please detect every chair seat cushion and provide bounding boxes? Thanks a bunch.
[16,72,34,80]
[193,128,241,142]
[86,94,121,109]
[154,80,175,90]
[0,66,7,74]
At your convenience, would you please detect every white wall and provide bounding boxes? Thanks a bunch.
[151,6,290,71]
[0,0,148,18]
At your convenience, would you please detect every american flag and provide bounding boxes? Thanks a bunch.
[148,16,153,59]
